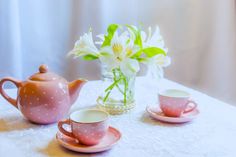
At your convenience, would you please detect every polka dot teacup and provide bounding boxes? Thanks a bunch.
[58,109,109,146]
[158,89,197,117]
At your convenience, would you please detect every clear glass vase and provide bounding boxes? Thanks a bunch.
[97,64,136,115]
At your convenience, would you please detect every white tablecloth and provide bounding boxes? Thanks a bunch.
[0,78,236,157]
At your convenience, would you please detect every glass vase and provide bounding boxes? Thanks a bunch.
[97,64,136,115]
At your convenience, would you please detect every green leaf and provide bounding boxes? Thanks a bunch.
[107,24,119,35]
[82,54,98,60]
[126,25,142,48]
[101,36,110,48]
[136,57,148,62]
[101,24,119,47]
[142,47,166,57]
[99,51,111,56]
[131,50,143,58]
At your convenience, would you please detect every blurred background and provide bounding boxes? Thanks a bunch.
[0,0,235,105]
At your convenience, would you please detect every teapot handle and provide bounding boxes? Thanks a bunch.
[0,77,21,108]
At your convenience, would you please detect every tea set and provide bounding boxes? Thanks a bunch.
[0,64,199,153]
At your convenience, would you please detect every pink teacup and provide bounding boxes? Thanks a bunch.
[58,109,109,146]
[158,89,197,117]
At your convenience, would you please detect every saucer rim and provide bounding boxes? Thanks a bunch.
[56,126,121,153]
[146,105,199,123]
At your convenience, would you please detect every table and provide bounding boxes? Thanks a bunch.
[0,77,236,157]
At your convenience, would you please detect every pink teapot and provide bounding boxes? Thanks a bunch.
[0,64,87,124]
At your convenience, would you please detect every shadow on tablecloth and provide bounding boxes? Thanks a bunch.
[0,116,38,132]
[140,112,192,127]
[38,138,109,157]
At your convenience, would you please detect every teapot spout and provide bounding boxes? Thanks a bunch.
[68,79,87,105]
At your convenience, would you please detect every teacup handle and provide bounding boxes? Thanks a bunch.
[58,119,74,138]
[184,100,198,113]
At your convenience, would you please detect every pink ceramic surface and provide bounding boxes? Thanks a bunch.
[58,109,109,146]
[159,89,197,117]
[146,105,199,123]
[0,64,87,124]
[56,126,121,153]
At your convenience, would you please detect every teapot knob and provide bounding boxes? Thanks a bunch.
[39,64,49,73]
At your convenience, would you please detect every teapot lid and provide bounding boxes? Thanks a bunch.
[29,64,65,81]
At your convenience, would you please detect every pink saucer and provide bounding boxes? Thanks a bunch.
[56,126,121,153]
[146,105,199,123]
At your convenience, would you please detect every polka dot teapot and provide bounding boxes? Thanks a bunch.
[0,64,87,124]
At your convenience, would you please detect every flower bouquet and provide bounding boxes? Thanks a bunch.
[69,24,170,114]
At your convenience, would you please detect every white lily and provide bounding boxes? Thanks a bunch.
[147,54,171,79]
[153,54,171,67]
[68,32,99,57]
[142,26,168,53]
[69,24,172,106]
[138,26,171,79]
[100,31,140,77]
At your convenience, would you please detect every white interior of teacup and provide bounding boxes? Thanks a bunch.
[159,89,190,98]
[70,109,109,123]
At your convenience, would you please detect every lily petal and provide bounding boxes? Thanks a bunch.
[99,55,119,71]
[69,32,98,57]
[155,54,171,67]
